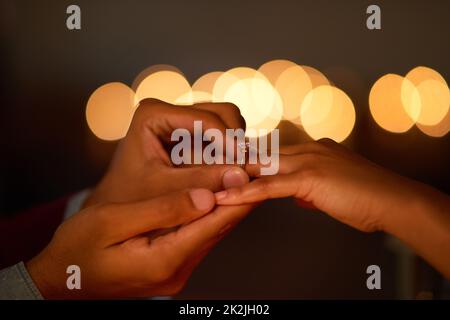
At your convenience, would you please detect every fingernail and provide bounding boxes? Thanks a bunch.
[215,190,228,201]
[189,189,215,212]
[222,167,249,189]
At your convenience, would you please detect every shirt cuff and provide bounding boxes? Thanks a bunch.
[0,262,44,300]
[63,189,91,221]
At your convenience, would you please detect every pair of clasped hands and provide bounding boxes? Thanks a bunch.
[27,99,450,299]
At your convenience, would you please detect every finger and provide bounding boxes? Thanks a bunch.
[193,102,246,131]
[245,153,313,177]
[129,99,230,160]
[168,165,250,192]
[102,188,216,243]
[214,174,310,205]
[134,99,229,136]
[279,141,328,155]
[244,141,329,177]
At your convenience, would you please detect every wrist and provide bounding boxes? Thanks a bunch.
[26,251,68,299]
[380,184,450,279]
[380,181,450,241]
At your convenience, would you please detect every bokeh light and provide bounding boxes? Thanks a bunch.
[86,82,136,141]
[175,90,213,105]
[86,62,449,142]
[135,67,191,104]
[370,74,418,133]
[192,71,223,94]
[213,67,265,101]
[413,80,449,126]
[404,66,447,88]
[300,85,355,142]
[274,65,312,124]
[132,64,184,91]
[258,59,297,85]
[211,67,282,137]
[302,66,330,88]
[223,77,280,129]
[417,106,450,137]
[402,66,450,126]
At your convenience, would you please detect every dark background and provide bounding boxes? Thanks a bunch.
[0,0,449,299]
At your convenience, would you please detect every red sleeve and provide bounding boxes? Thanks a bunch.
[0,196,69,269]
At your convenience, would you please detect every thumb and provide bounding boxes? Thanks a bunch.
[98,188,216,244]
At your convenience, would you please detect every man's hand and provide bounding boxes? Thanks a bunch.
[84,98,249,207]
[27,188,251,299]
[25,99,256,299]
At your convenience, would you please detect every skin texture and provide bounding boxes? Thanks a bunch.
[26,99,253,299]
[216,139,450,280]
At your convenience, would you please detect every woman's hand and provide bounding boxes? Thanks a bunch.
[216,139,425,232]
[215,139,450,279]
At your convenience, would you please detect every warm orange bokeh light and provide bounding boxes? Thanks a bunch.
[223,77,279,129]
[417,106,450,137]
[135,69,191,104]
[213,67,265,102]
[192,71,223,95]
[301,85,355,142]
[258,59,298,86]
[87,62,450,142]
[175,90,213,105]
[275,65,312,124]
[211,66,282,137]
[404,66,447,88]
[86,82,136,141]
[414,80,450,126]
[370,74,418,133]
[302,66,330,88]
[402,66,450,126]
[132,64,184,91]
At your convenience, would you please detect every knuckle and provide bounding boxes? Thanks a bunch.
[222,102,246,128]
[194,109,223,127]
[137,98,165,110]
[205,111,223,125]
[133,99,166,123]
[221,102,241,116]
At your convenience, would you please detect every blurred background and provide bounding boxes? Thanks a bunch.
[0,0,449,299]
